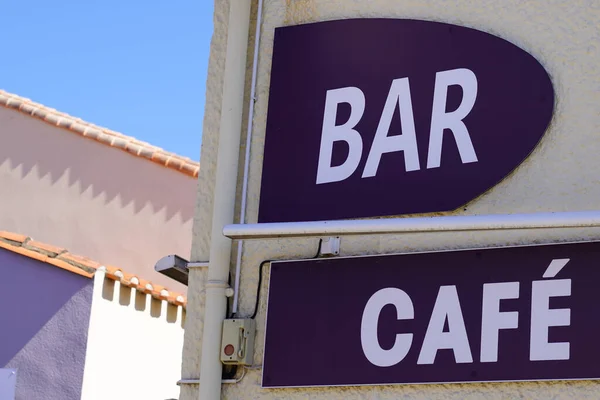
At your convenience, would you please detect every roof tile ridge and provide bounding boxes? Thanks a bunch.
[0,235,93,278]
[0,231,30,247]
[0,90,200,178]
[0,232,100,276]
[0,90,153,146]
[0,231,186,306]
[22,239,68,258]
[55,252,100,275]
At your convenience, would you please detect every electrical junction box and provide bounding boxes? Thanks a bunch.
[221,319,256,366]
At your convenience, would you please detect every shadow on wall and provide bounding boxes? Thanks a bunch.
[0,110,196,223]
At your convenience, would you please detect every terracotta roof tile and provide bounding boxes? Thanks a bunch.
[103,265,187,307]
[0,90,200,179]
[0,231,186,308]
[56,252,102,274]
[0,231,29,244]
[24,240,67,257]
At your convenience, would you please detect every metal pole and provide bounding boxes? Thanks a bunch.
[223,211,600,240]
[233,0,264,315]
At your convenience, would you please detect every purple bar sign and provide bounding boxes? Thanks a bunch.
[258,19,554,223]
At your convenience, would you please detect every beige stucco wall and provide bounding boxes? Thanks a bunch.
[184,0,600,399]
[81,270,185,400]
[0,107,195,292]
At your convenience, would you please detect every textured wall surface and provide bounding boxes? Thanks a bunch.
[81,270,185,400]
[0,107,196,292]
[183,0,232,395]
[185,0,600,399]
[1,248,93,400]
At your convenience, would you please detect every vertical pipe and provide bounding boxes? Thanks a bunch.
[233,0,264,315]
[198,1,252,399]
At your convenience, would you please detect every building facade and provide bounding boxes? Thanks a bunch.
[0,90,198,292]
[183,1,600,399]
[0,231,185,400]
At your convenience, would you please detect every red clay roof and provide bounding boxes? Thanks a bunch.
[0,90,200,178]
[0,231,186,308]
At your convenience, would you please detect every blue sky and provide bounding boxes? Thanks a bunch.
[1,0,213,161]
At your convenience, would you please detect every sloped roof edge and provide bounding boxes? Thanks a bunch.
[0,90,200,178]
[0,231,186,308]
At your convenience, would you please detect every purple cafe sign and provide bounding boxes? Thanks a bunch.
[258,19,554,223]
[263,241,600,388]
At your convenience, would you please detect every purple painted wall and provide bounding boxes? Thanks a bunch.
[0,248,93,400]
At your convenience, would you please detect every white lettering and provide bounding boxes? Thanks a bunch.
[359,258,573,369]
[530,279,571,361]
[427,68,479,169]
[417,285,473,364]
[361,288,414,367]
[316,87,365,184]
[362,78,420,177]
[480,282,520,363]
